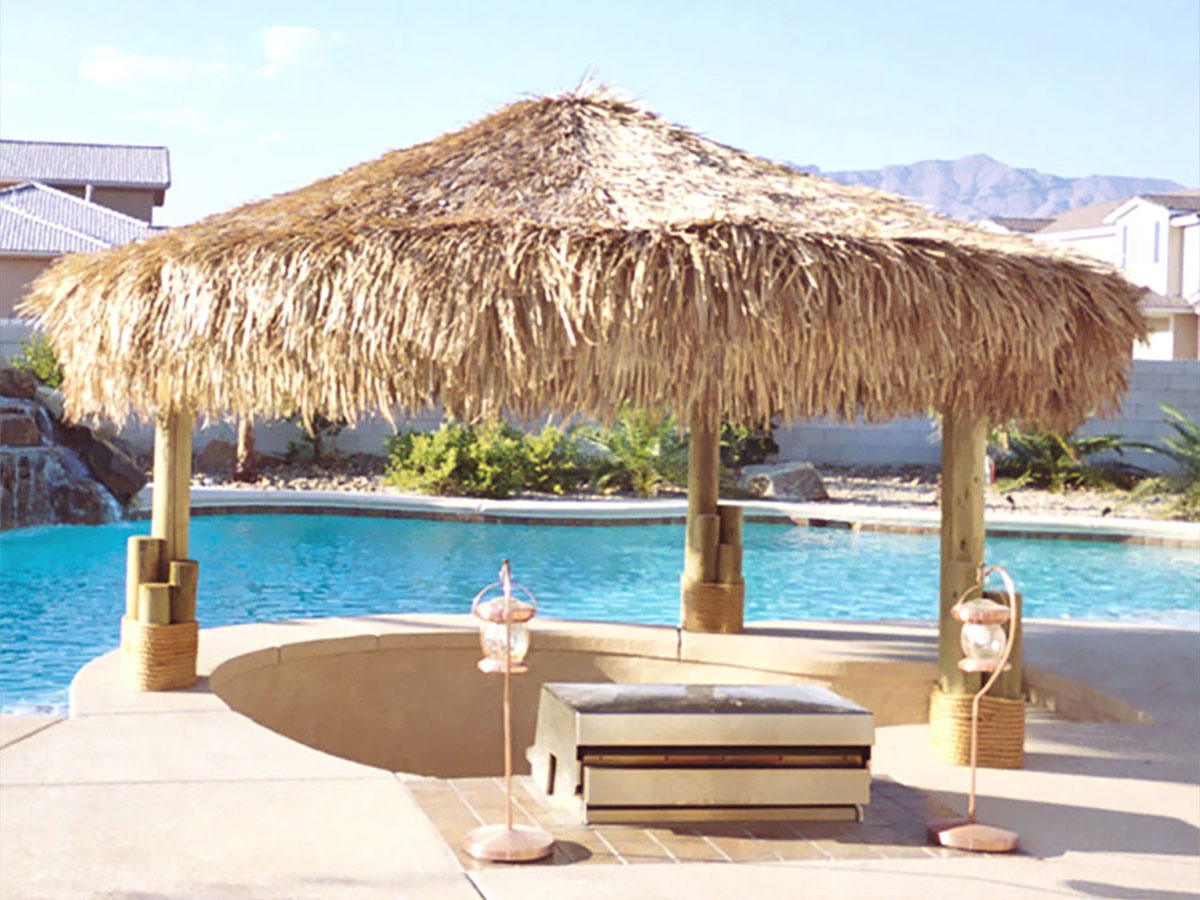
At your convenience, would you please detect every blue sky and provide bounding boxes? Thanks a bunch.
[2,0,1197,226]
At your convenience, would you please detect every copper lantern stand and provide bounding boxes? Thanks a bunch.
[463,559,554,862]
[931,563,1021,853]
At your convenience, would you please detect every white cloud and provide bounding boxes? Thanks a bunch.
[80,27,326,91]
[260,25,321,78]
[80,45,241,88]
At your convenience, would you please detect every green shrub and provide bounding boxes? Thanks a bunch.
[993,425,1132,492]
[720,420,778,468]
[12,332,63,388]
[384,420,583,499]
[522,424,584,495]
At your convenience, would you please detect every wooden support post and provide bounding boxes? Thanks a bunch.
[122,407,199,693]
[937,410,988,694]
[683,400,720,582]
[125,536,165,619]
[716,504,744,585]
[138,583,172,624]
[931,411,1026,767]
[169,560,199,624]
[717,504,742,548]
[151,409,192,569]
[680,396,743,633]
[989,590,1023,701]
[715,542,743,585]
[685,514,720,582]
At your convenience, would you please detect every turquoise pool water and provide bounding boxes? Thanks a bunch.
[1,514,1197,714]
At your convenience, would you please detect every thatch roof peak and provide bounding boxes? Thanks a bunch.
[196,92,1048,248]
[23,92,1143,431]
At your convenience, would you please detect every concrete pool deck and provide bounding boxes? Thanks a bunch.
[1,614,1197,899]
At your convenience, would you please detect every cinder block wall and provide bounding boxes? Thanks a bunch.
[1077,360,1200,471]
[120,410,444,460]
[0,319,35,365]
[772,415,941,467]
[106,360,1200,474]
[771,360,1200,471]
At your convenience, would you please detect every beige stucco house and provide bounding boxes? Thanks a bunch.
[0,140,169,360]
[1009,191,1200,360]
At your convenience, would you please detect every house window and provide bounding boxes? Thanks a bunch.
[1153,221,1160,263]
[1121,226,1128,267]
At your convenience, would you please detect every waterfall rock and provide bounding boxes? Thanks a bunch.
[0,408,42,446]
[0,369,37,400]
[738,462,830,502]
[0,447,122,529]
[34,385,64,421]
[84,440,146,501]
[0,369,127,530]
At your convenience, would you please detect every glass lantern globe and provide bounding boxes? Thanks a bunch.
[480,622,529,670]
[955,597,1011,672]
[960,621,1006,664]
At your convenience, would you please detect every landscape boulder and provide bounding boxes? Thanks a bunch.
[0,368,37,400]
[195,439,236,472]
[34,385,64,421]
[84,439,147,502]
[0,408,43,447]
[739,462,829,502]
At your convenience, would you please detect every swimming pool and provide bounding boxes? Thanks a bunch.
[2,514,1197,714]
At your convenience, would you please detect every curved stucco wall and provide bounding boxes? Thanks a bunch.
[209,620,938,777]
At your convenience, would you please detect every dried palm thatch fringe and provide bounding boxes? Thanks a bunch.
[21,91,1145,431]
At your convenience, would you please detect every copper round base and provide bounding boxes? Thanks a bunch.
[929,819,1019,853]
[464,824,554,862]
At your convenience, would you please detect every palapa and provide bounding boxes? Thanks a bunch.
[22,88,1144,432]
[22,87,1147,683]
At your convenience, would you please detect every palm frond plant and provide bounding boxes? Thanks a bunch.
[584,406,688,498]
[993,425,1133,492]
[1125,405,1200,520]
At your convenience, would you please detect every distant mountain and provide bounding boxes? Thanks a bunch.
[792,153,1185,220]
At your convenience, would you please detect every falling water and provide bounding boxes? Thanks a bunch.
[0,397,122,530]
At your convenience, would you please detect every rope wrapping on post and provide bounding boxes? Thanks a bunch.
[929,685,1024,768]
[119,618,198,691]
[680,575,744,633]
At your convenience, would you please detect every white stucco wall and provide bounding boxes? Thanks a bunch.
[1180,221,1199,301]
[1134,315,1176,361]
[1113,202,1172,295]
[1033,228,1119,265]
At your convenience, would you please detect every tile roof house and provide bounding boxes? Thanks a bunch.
[0,182,156,254]
[976,216,1055,235]
[0,140,169,359]
[0,140,170,222]
[1032,189,1200,360]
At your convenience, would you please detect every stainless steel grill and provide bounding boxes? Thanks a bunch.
[526,683,875,824]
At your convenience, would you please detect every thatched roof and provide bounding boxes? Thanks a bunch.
[22,90,1144,430]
